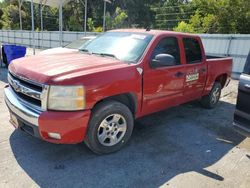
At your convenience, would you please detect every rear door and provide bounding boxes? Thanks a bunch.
[182,37,207,102]
[234,52,250,131]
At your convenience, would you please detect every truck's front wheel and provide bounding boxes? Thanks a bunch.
[85,100,134,154]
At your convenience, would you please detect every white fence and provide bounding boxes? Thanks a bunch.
[0,30,249,77]
[0,30,99,49]
[200,34,250,78]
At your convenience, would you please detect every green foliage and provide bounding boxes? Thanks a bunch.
[0,4,26,29]
[87,18,103,32]
[153,0,192,29]
[106,7,128,30]
[87,18,95,32]
[0,0,249,33]
[94,26,103,32]
[68,17,82,31]
[173,21,194,33]
[174,0,250,34]
[113,7,128,28]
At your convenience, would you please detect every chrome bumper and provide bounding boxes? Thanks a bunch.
[4,86,41,127]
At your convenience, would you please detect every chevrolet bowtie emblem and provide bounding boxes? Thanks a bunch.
[12,79,21,92]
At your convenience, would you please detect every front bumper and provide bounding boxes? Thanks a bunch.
[4,86,91,144]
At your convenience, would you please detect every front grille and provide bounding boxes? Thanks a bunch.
[10,73,42,92]
[8,72,44,110]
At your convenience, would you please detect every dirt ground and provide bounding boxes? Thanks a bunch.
[0,67,250,188]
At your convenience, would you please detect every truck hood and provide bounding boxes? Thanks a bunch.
[9,52,130,84]
[39,47,78,55]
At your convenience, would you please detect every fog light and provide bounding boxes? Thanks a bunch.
[48,132,61,140]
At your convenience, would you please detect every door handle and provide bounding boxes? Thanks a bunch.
[175,72,185,77]
[200,68,207,73]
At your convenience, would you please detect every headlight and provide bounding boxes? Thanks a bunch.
[48,86,85,111]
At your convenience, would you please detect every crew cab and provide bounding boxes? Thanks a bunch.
[4,29,232,154]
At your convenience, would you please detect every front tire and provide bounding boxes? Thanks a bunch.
[201,82,222,109]
[85,100,134,154]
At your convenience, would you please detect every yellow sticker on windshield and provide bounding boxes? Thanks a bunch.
[186,73,199,82]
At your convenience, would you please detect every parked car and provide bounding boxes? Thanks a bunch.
[4,29,232,154]
[234,52,250,137]
[40,36,96,55]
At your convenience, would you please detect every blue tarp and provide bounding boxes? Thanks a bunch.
[2,44,26,65]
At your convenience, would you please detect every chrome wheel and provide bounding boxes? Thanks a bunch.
[97,114,127,146]
[211,88,220,104]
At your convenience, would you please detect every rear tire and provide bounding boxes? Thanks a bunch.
[201,82,222,109]
[85,100,134,154]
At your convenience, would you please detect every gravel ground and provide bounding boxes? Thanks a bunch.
[0,67,250,188]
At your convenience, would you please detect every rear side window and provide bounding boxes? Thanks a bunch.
[183,38,202,64]
[243,52,250,75]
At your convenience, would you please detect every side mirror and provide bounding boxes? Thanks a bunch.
[150,54,176,68]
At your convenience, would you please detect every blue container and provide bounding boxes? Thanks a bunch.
[3,44,26,65]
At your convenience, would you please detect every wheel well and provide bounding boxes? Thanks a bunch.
[215,74,228,88]
[93,93,137,116]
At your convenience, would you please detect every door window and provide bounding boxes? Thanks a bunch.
[152,37,181,65]
[183,38,202,64]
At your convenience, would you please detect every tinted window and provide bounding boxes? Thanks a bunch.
[243,52,250,75]
[152,37,181,65]
[183,38,202,64]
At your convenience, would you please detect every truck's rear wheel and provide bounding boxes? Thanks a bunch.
[201,82,222,109]
[85,100,134,154]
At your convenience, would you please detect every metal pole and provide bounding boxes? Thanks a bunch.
[18,0,23,30]
[40,1,44,49]
[31,0,35,55]
[59,1,63,46]
[84,0,87,36]
[103,1,106,32]
[226,36,233,57]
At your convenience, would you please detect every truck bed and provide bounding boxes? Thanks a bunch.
[203,56,233,96]
[206,55,229,59]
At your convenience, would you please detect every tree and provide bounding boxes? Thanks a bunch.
[174,0,250,34]
[174,21,194,33]
[1,4,23,29]
[0,0,249,33]
[152,0,193,30]
[106,7,128,30]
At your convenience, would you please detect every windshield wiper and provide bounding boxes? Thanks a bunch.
[79,49,90,53]
[92,52,118,60]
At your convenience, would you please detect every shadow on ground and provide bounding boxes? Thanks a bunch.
[9,100,245,187]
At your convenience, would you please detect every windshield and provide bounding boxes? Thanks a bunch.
[65,38,93,49]
[80,32,153,62]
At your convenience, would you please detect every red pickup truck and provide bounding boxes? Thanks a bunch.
[4,29,232,154]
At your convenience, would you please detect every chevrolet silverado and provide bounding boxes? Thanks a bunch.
[4,29,232,154]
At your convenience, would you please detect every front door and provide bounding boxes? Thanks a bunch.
[142,36,186,115]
